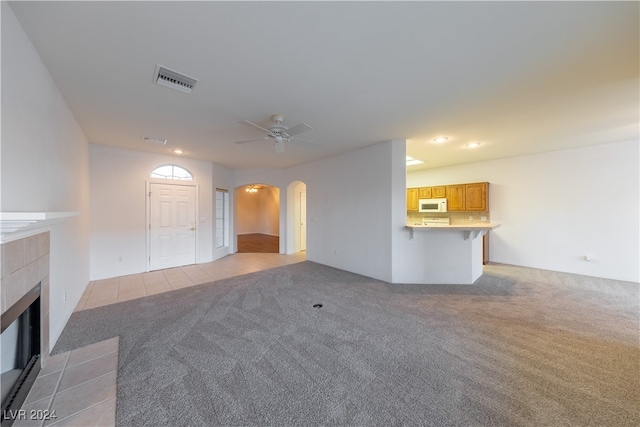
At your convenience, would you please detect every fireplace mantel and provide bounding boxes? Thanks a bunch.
[0,212,79,243]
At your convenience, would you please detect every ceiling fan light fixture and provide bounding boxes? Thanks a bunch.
[234,114,318,154]
[246,185,259,193]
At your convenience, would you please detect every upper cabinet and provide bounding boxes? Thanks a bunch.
[417,186,445,199]
[446,185,466,211]
[432,186,446,198]
[465,182,488,211]
[447,182,489,211]
[407,188,419,211]
[407,182,489,212]
[418,187,431,199]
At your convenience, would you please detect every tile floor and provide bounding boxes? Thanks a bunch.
[76,252,306,312]
[15,252,305,427]
[14,337,119,427]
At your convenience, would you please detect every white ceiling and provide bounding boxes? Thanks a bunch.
[7,1,639,171]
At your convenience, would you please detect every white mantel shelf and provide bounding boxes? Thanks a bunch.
[405,223,501,240]
[0,212,80,243]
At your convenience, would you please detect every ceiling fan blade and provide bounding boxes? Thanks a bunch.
[289,137,322,149]
[234,138,266,145]
[285,123,312,137]
[239,120,271,134]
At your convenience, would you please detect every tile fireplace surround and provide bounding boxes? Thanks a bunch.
[2,230,120,427]
[1,232,51,366]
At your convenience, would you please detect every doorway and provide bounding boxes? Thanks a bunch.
[285,180,307,254]
[235,184,280,253]
[300,191,307,251]
[147,182,197,270]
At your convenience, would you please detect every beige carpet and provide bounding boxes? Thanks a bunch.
[53,261,639,426]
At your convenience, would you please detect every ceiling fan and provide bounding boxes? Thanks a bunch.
[234,114,321,153]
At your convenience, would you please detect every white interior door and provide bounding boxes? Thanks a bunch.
[300,191,307,251]
[149,183,197,271]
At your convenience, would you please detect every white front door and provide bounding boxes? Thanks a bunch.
[149,182,197,271]
[300,191,307,251]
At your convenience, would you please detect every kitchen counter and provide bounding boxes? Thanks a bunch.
[405,223,500,240]
[400,222,501,285]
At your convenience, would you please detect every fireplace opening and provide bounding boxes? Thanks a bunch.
[1,283,41,425]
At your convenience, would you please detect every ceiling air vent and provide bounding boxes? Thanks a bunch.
[153,65,198,94]
[144,136,167,145]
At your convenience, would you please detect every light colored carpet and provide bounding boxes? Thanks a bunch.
[53,261,639,426]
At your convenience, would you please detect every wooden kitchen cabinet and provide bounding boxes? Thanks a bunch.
[418,187,432,199]
[407,188,419,211]
[432,186,446,198]
[417,186,445,199]
[408,182,489,212]
[465,182,488,211]
[445,185,466,211]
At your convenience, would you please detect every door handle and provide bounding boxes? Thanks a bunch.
[190,227,196,231]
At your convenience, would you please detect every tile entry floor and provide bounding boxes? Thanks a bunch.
[76,252,306,312]
[17,252,305,427]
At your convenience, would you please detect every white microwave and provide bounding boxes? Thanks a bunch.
[418,198,448,213]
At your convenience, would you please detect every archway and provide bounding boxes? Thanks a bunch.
[235,184,280,253]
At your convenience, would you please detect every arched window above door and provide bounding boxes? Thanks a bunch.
[150,165,193,181]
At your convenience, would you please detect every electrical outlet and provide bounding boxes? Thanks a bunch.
[118,256,123,262]
[63,291,67,302]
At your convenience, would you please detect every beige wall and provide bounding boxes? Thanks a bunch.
[406,139,640,282]
[236,185,280,236]
[2,3,90,348]
[89,145,218,280]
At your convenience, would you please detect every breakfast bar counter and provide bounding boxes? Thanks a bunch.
[400,223,501,285]
[405,223,501,240]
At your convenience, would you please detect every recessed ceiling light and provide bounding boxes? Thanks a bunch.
[173,149,184,154]
[465,142,481,148]
[406,155,424,166]
[433,137,448,143]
